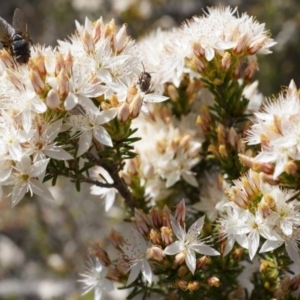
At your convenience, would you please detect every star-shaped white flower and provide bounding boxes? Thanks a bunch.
[79,258,114,300]
[90,166,117,212]
[8,156,54,206]
[121,230,153,286]
[164,216,220,274]
[66,107,117,157]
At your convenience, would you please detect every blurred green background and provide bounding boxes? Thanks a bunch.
[0,0,299,299]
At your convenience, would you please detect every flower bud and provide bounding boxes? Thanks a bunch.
[192,41,205,58]
[129,94,143,118]
[161,226,173,246]
[56,70,69,98]
[64,50,73,77]
[104,19,116,38]
[176,279,188,290]
[221,52,231,70]
[81,29,94,54]
[117,102,130,123]
[126,83,138,103]
[243,60,258,81]
[151,208,163,229]
[234,33,247,54]
[290,274,300,291]
[177,265,189,277]
[196,256,211,270]
[174,199,186,226]
[89,243,111,267]
[92,18,103,43]
[146,246,165,262]
[149,229,161,245]
[285,160,298,175]
[135,208,152,236]
[167,84,179,102]
[248,36,268,55]
[114,24,128,53]
[46,89,60,110]
[187,281,200,291]
[207,276,220,287]
[192,56,205,73]
[109,229,125,249]
[30,68,46,96]
[175,251,186,266]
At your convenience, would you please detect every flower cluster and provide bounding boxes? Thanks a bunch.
[246,80,300,180]
[0,16,168,206]
[80,199,220,298]
[135,6,276,94]
[219,170,300,264]
[120,105,202,202]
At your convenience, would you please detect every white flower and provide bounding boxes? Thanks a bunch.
[218,205,250,256]
[90,166,117,212]
[7,156,54,206]
[79,258,114,300]
[0,111,32,161]
[121,230,153,286]
[164,215,220,274]
[26,119,73,161]
[246,80,300,178]
[244,211,279,260]
[66,107,117,157]
[194,173,227,222]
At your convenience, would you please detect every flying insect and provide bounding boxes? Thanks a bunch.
[0,8,31,64]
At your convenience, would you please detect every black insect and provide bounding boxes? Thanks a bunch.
[137,62,152,92]
[0,8,31,64]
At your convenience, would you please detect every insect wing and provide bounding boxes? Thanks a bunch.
[0,17,14,48]
[12,8,29,39]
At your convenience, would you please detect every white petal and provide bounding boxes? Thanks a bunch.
[94,287,103,300]
[182,172,198,187]
[285,241,300,266]
[143,94,169,103]
[247,230,260,260]
[165,171,180,188]
[185,248,196,274]
[30,159,50,177]
[96,108,117,124]
[44,147,73,160]
[259,240,283,253]
[8,143,23,161]
[141,260,153,284]
[31,97,47,113]
[11,183,27,206]
[187,216,204,240]
[223,235,235,256]
[64,93,78,110]
[170,216,186,241]
[281,220,293,236]
[77,131,92,157]
[126,262,141,286]
[31,179,55,201]
[93,127,113,147]
[164,241,184,255]
[190,244,220,256]
[104,189,116,211]
[22,109,32,133]
[205,47,215,61]
[0,166,12,182]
